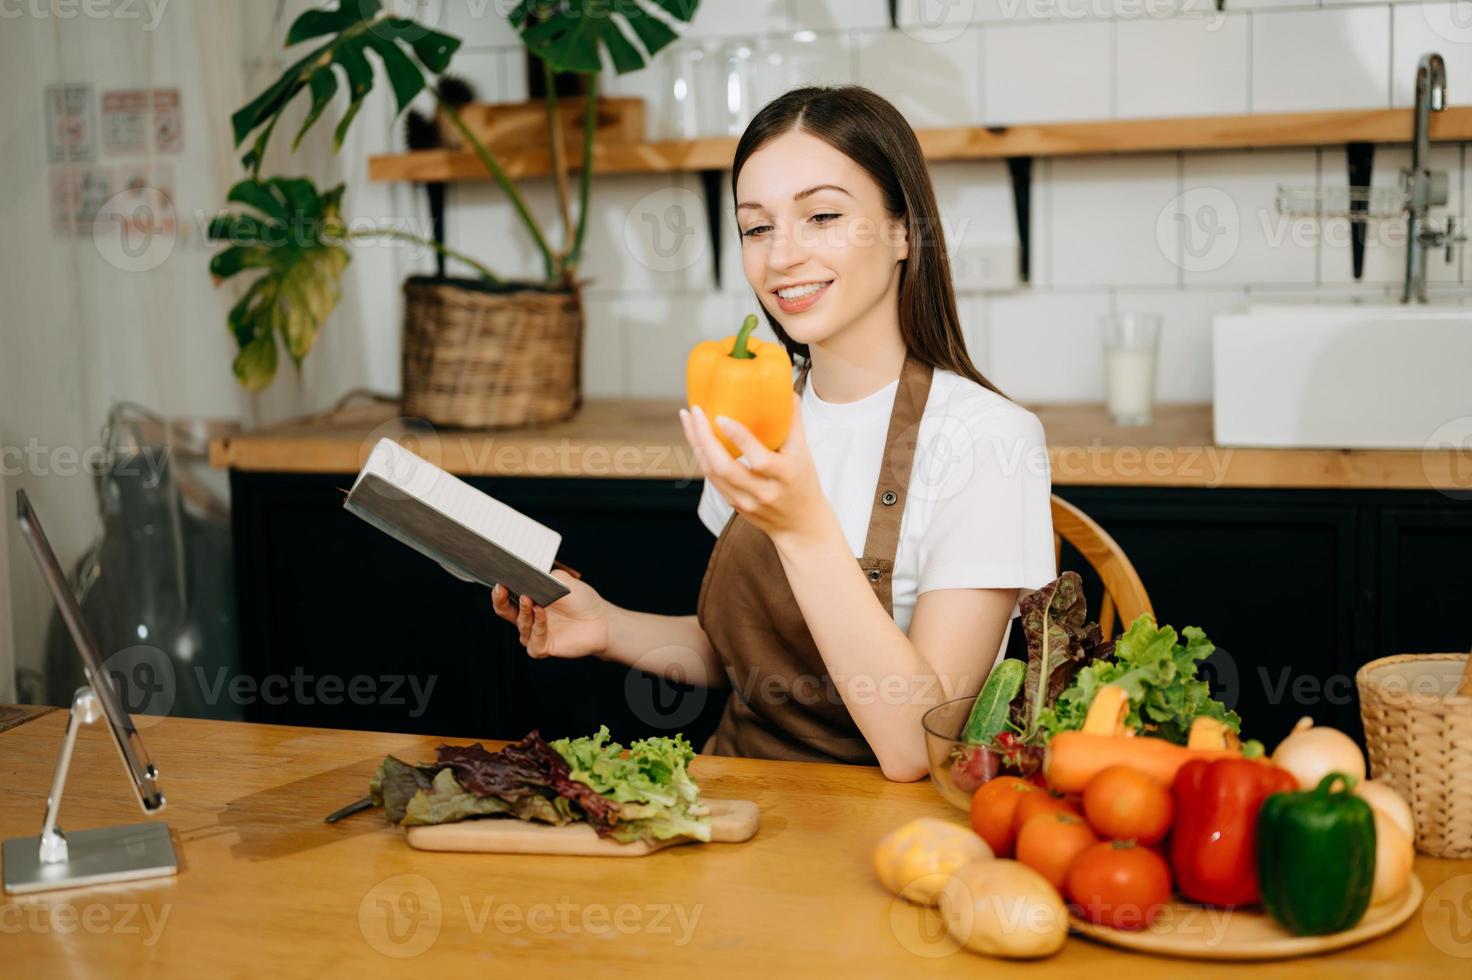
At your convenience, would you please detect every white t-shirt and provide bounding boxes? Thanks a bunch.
[697,366,1057,635]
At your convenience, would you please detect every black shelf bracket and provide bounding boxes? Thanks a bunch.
[699,168,725,289]
[1006,155,1034,284]
[1347,141,1374,280]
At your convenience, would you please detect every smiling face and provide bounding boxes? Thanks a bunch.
[735,129,909,351]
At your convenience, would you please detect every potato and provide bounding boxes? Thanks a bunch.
[939,858,1068,959]
[873,817,992,906]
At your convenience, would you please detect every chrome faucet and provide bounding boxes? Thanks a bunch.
[1403,53,1463,303]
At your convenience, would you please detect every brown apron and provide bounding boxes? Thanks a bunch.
[694,353,935,765]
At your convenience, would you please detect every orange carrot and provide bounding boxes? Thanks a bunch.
[1044,732,1247,794]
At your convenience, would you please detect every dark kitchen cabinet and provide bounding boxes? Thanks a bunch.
[1057,488,1471,747]
[1375,504,1472,659]
[1057,489,1366,748]
[227,472,1470,750]
[229,472,726,746]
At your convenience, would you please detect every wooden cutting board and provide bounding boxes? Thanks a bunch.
[405,798,759,857]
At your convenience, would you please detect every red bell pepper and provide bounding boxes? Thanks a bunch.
[1170,757,1297,907]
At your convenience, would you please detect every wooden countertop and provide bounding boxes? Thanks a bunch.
[3,712,1464,977]
[207,400,1468,491]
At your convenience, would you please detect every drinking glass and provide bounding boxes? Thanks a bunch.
[710,37,757,136]
[654,41,707,140]
[1101,313,1161,426]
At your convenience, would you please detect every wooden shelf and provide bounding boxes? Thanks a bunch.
[370,136,738,182]
[368,106,1472,183]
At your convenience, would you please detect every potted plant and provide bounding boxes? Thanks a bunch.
[209,0,698,427]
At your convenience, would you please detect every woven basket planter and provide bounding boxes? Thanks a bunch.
[1356,652,1472,858]
[401,275,583,429]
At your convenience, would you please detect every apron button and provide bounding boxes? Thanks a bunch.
[881,490,898,506]
[867,568,883,583]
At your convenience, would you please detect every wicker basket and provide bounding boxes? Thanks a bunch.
[401,276,583,428]
[1356,652,1472,858]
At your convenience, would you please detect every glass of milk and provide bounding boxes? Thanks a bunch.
[1101,313,1161,426]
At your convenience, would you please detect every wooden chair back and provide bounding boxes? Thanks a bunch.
[1050,494,1153,641]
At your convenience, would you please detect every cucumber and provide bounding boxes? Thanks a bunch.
[961,659,1025,744]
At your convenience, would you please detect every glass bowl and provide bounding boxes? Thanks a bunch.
[921,696,1003,811]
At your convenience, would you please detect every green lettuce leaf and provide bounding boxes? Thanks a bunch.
[370,755,436,825]
[549,726,711,844]
[1035,615,1242,744]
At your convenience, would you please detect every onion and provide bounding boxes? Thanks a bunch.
[1270,717,1366,790]
[1357,779,1416,843]
[1369,808,1415,905]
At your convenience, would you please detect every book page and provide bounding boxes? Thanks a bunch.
[356,439,561,570]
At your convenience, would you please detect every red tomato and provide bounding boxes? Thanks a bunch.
[1012,789,1081,838]
[1015,811,1099,892]
[1082,765,1174,845]
[1066,840,1173,931]
[969,776,1038,857]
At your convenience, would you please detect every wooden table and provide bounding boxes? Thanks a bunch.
[0,704,55,734]
[2,713,1466,977]
[208,399,1470,491]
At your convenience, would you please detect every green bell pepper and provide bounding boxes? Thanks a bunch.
[1257,772,1376,936]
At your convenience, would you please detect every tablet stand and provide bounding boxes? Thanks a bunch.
[2,686,177,894]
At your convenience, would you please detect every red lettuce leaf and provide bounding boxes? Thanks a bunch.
[1009,571,1112,739]
[435,731,621,836]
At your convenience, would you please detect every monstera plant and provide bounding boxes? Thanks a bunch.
[210,0,698,390]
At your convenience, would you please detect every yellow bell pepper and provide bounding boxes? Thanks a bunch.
[686,314,793,458]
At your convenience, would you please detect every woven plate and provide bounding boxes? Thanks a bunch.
[1069,874,1423,961]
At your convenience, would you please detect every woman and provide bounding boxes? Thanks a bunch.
[492,85,1055,781]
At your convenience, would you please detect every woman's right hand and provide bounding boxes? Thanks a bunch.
[490,571,609,659]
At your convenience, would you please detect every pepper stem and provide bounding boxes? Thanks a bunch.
[729,314,759,360]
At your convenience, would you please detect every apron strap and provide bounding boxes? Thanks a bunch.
[858,353,934,615]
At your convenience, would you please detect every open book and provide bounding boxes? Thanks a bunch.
[343,438,573,606]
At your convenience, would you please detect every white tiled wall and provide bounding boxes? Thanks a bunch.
[797,0,892,32]
[988,292,1114,402]
[1115,15,1250,119]
[856,29,984,127]
[984,21,1114,124]
[418,0,1472,404]
[1392,3,1472,107]
[1250,7,1392,113]
[1045,155,1181,287]
[1178,151,1319,287]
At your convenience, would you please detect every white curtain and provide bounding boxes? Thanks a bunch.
[0,1,424,700]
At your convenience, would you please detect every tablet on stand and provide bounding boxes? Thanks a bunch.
[2,490,178,894]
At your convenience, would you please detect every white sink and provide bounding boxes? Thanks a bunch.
[1212,303,1472,449]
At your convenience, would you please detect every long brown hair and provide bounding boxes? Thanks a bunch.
[731,84,1005,398]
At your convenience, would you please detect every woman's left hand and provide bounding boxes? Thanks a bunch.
[680,395,833,545]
